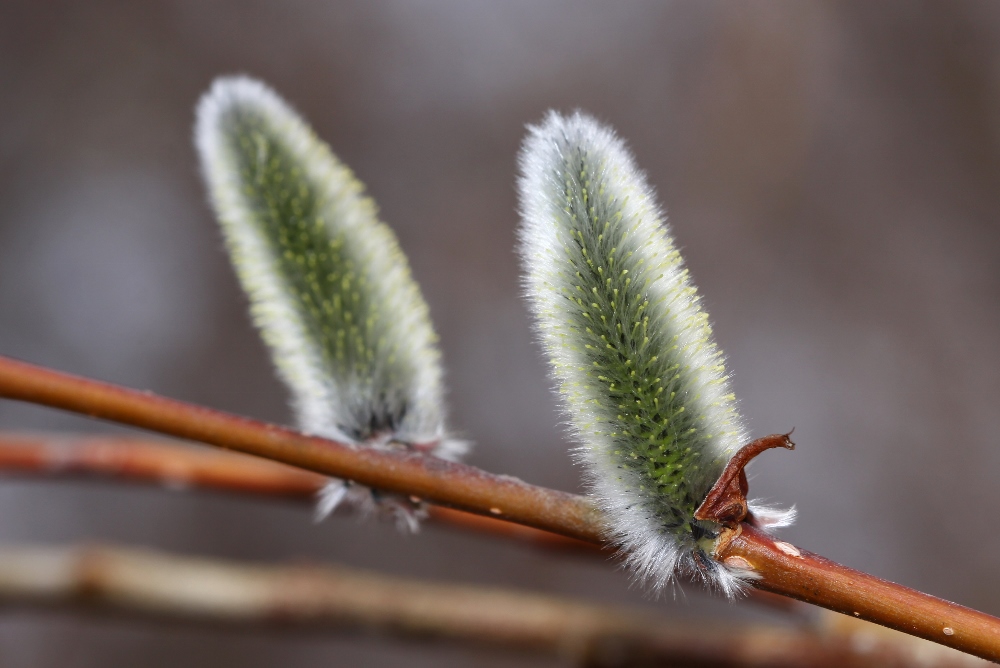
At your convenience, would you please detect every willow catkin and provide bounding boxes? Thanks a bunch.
[517,111,790,595]
[195,76,464,529]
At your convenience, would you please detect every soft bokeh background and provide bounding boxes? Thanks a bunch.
[1,2,999,666]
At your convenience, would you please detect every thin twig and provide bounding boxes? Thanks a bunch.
[0,355,997,660]
[0,543,981,668]
[0,433,595,553]
[0,433,324,497]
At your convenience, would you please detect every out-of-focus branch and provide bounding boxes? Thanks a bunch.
[0,543,980,668]
[0,433,324,497]
[0,433,596,553]
[0,355,998,660]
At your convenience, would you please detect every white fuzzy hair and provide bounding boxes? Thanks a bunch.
[195,76,464,524]
[517,111,781,596]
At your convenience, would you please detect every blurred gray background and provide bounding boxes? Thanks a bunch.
[1,1,999,666]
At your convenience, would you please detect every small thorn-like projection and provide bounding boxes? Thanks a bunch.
[694,433,795,528]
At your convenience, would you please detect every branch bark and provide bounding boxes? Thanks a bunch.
[719,526,1000,664]
[0,356,601,540]
[0,543,979,668]
[0,433,596,553]
[0,355,997,660]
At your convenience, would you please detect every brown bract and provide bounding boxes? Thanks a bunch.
[694,432,795,528]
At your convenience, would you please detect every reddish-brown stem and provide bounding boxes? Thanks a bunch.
[0,433,326,497]
[425,505,604,553]
[0,355,997,660]
[0,434,808,614]
[0,356,602,542]
[0,433,597,553]
[720,525,1000,662]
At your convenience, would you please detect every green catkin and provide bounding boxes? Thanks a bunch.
[517,111,785,596]
[195,76,464,529]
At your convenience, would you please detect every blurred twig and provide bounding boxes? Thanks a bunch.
[0,432,595,552]
[0,543,981,668]
[0,432,324,497]
[0,355,998,660]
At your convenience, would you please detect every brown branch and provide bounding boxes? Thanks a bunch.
[0,543,979,668]
[0,432,808,619]
[719,525,1000,664]
[0,433,810,616]
[0,355,997,661]
[0,433,325,497]
[0,355,602,541]
[0,433,596,553]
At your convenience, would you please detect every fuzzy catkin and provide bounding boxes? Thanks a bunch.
[195,76,464,526]
[517,111,753,595]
